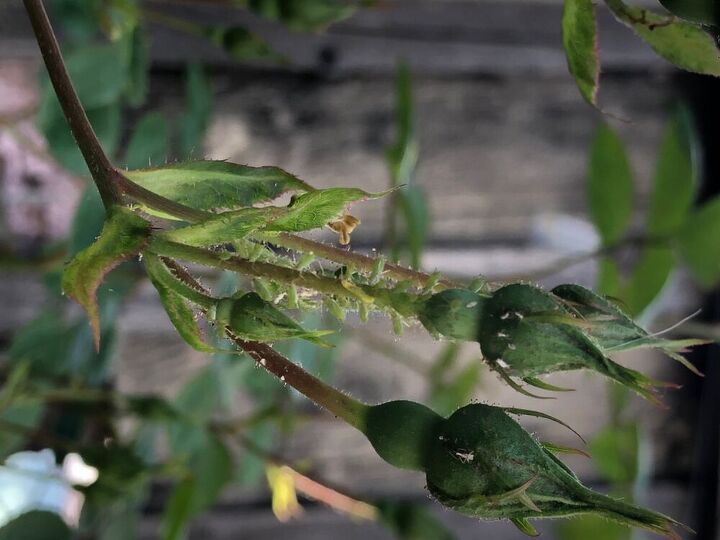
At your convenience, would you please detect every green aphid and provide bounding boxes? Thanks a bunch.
[425,404,684,538]
[213,292,333,347]
[478,284,668,404]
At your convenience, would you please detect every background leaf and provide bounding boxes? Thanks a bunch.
[605,0,720,76]
[587,122,633,246]
[124,111,169,170]
[677,195,720,288]
[0,511,71,540]
[179,63,213,158]
[562,0,600,105]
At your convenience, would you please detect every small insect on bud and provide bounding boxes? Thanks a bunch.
[324,297,346,322]
[424,404,684,538]
[287,284,299,309]
[369,255,386,284]
[296,252,316,271]
[478,284,668,403]
[418,289,485,341]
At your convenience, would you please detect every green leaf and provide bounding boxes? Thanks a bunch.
[556,515,630,540]
[622,246,674,316]
[590,424,639,485]
[377,502,456,540]
[604,0,720,76]
[430,362,481,418]
[162,434,232,540]
[62,207,151,349]
[205,26,284,62]
[179,63,212,158]
[398,186,429,270]
[0,511,71,540]
[124,112,169,170]
[677,195,720,287]
[125,160,313,217]
[587,122,633,246]
[597,257,622,297]
[39,43,129,111]
[647,108,699,236]
[241,0,364,31]
[264,187,390,234]
[161,207,279,247]
[124,27,150,107]
[562,0,600,105]
[40,103,121,175]
[144,255,214,352]
[212,293,333,346]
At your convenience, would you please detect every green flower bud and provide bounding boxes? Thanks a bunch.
[418,289,485,340]
[424,404,682,538]
[363,400,443,471]
[552,284,705,375]
[478,284,664,403]
[213,292,332,346]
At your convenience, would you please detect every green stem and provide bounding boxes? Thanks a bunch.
[22,0,121,207]
[226,335,368,430]
[150,237,353,296]
[153,257,370,430]
[256,232,457,290]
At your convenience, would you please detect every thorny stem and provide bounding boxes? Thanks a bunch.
[148,237,424,316]
[22,0,369,434]
[158,258,371,430]
[256,232,458,290]
[22,0,120,207]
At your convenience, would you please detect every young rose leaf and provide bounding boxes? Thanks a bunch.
[425,404,683,538]
[144,255,215,352]
[211,292,334,346]
[124,161,313,219]
[479,284,665,403]
[604,0,720,76]
[551,283,705,376]
[161,207,282,247]
[562,0,600,106]
[264,187,392,241]
[62,207,151,350]
[588,122,633,246]
[677,195,720,288]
